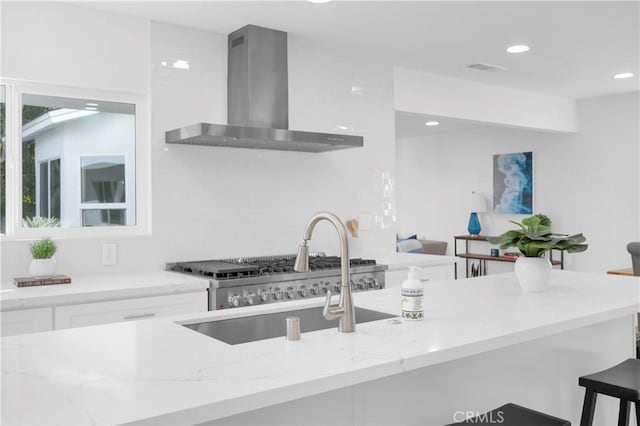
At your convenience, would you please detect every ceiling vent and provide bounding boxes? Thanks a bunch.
[467,63,508,72]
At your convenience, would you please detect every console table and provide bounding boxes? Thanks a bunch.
[454,235,564,279]
[606,268,634,277]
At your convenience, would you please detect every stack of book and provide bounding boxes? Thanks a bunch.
[13,275,72,288]
[503,252,521,259]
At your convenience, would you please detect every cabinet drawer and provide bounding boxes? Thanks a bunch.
[1,307,54,337]
[54,292,207,330]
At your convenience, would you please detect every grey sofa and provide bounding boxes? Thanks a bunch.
[396,238,448,256]
[627,242,640,276]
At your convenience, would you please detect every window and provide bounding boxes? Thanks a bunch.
[0,79,150,239]
[82,209,126,227]
[38,158,61,220]
[80,155,127,226]
[20,93,136,229]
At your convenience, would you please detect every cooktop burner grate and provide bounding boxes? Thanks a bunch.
[169,255,377,280]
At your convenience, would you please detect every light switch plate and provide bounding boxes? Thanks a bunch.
[358,214,372,231]
[102,243,117,266]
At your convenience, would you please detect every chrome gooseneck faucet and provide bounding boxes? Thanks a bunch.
[294,211,355,333]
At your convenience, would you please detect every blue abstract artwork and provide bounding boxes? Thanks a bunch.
[493,152,533,214]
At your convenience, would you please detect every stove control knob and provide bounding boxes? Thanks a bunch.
[257,289,270,302]
[356,279,367,290]
[298,285,308,297]
[321,282,330,294]
[285,286,295,299]
[310,284,321,296]
[332,283,341,294]
[244,292,258,305]
[367,278,380,289]
[227,293,241,307]
[272,287,284,300]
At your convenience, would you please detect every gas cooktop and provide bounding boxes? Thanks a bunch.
[169,254,377,280]
[167,254,387,310]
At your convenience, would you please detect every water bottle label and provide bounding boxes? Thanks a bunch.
[401,288,424,320]
[401,309,424,320]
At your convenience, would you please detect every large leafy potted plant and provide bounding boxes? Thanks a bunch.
[487,214,587,292]
[29,238,57,276]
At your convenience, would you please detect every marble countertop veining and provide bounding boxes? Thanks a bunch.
[1,270,638,425]
[0,271,209,310]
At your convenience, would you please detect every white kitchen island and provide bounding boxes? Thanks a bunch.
[1,270,638,426]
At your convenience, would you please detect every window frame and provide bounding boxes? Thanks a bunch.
[1,84,9,235]
[1,78,151,240]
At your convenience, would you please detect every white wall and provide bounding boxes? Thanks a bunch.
[147,21,396,265]
[394,66,578,133]
[396,91,640,273]
[1,4,396,280]
[0,2,150,94]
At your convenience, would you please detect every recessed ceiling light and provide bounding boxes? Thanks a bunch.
[613,72,634,79]
[85,107,98,111]
[425,121,440,127]
[85,102,98,107]
[506,45,530,54]
[308,0,331,3]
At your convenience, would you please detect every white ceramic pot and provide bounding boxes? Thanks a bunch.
[514,256,552,292]
[29,258,56,277]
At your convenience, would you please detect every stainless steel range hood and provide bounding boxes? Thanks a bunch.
[165,25,363,153]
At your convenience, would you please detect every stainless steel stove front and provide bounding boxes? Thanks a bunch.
[211,269,386,310]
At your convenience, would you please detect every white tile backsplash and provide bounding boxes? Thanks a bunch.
[1,14,397,280]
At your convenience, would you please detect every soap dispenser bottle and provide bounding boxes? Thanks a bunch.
[401,266,424,321]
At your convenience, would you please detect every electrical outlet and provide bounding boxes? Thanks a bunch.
[102,243,117,266]
[358,214,372,230]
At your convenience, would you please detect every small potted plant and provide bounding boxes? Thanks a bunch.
[29,238,57,276]
[487,214,587,292]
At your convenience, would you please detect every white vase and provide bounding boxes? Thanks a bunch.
[29,258,56,277]
[514,256,552,292]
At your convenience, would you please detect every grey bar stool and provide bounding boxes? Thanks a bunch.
[579,358,640,426]
[445,403,570,425]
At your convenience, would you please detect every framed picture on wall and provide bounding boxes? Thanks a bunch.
[493,151,533,214]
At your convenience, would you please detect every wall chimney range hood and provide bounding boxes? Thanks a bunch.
[165,25,363,153]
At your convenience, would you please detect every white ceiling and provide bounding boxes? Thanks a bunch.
[76,1,639,100]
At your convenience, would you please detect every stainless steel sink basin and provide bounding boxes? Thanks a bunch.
[183,306,396,345]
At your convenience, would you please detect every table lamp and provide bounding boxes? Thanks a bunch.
[468,191,487,236]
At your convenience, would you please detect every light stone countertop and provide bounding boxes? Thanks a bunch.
[1,270,638,425]
[0,271,209,311]
[0,254,454,311]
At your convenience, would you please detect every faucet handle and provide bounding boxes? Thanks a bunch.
[322,290,344,321]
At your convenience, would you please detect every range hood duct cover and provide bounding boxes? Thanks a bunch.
[165,25,363,152]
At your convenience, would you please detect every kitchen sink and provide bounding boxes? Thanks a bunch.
[182,306,396,345]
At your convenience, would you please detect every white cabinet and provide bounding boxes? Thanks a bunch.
[385,264,454,288]
[1,307,53,337]
[54,292,207,329]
